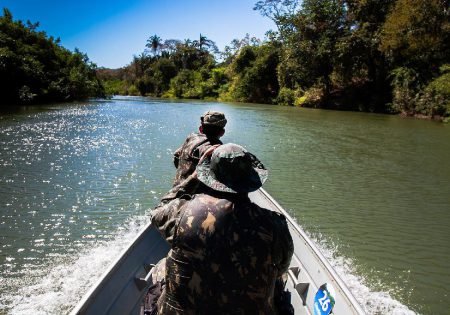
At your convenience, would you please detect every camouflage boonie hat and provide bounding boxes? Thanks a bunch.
[196,143,268,193]
[200,111,227,128]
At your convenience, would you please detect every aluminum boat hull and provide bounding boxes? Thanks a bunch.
[70,188,366,315]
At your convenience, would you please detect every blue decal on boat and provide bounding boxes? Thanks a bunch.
[314,283,336,315]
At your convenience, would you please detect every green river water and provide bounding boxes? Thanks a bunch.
[0,97,449,314]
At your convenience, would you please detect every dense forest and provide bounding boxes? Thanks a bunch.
[1,1,449,121]
[0,8,104,105]
[98,0,450,121]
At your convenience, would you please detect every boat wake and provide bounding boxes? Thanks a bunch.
[308,232,418,315]
[2,215,418,315]
[1,216,150,315]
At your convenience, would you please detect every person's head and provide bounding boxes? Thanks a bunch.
[199,111,226,139]
[196,143,268,194]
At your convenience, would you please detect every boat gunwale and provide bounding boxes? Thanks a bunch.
[258,188,366,314]
[69,221,154,315]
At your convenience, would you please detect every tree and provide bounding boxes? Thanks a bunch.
[163,39,182,54]
[0,8,103,105]
[380,0,450,75]
[253,0,300,37]
[226,44,280,103]
[281,0,347,96]
[146,34,163,56]
[193,34,219,54]
[221,34,262,63]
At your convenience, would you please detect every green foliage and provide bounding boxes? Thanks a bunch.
[232,46,256,73]
[127,84,139,96]
[379,0,449,119]
[419,65,450,118]
[168,69,202,99]
[389,65,450,119]
[91,0,449,121]
[136,58,178,96]
[0,8,104,105]
[426,65,450,98]
[279,0,359,101]
[146,35,162,56]
[380,0,449,72]
[102,33,225,100]
[295,85,324,107]
[276,87,295,106]
[389,67,419,114]
[102,79,132,96]
[225,44,280,103]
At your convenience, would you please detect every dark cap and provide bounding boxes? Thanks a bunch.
[196,143,268,193]
[200,111,227,128]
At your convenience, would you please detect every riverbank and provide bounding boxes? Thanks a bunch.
[3,3,448,121]
[94,0,449,123]
[86,85,450,123]
[399,111,448,122]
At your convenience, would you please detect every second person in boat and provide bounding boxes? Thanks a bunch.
[172,110,227,187]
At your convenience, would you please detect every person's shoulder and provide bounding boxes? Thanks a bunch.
[180,132,200,143]
[252,204,290,227]
[182,193,210,207]
[190,193,233,210]
[181,193,226,217]
[184,133,206,147]
[188,132,205,140]
[191,193,221,205]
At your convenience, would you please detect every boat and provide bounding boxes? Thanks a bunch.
[70,188,366,315]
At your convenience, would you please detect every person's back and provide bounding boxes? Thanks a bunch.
[172,133,219,187]
[160,192,292,314]
[153,143,294,314]
[173,111,226,187]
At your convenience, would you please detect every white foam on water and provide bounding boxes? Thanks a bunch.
[309,233,418,315]
[2,215,149,315]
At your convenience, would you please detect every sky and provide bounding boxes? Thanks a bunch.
[2,0,276,68]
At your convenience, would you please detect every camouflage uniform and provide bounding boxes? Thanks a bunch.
[172,133,222,187]
[151,174,199,244]
[172,111,226,187]
[151,144,294,314]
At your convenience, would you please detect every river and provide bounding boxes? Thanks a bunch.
[0,96,449,314]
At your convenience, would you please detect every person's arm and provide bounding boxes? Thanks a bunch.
[150,174,199,243]
[159,173,200,204]
[151,197,187,244]
[274,214,294,275]
[173,134,194,168]
[152,145,217,243]
[173,146,182,168]
[272,214,295,314]
[274,274,294,315]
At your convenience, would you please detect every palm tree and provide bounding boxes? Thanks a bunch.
[146,35,162,56]
[193,34,218,53]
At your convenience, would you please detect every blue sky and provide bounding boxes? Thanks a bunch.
[2,0,276,68]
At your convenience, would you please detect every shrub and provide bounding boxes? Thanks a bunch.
[388,65,450,119]
[276,87,296,106]
[168,69,202,99]
[127,85,139,96]
[419,65,450,119]
[295,85,324,107]
[389,67,419,114]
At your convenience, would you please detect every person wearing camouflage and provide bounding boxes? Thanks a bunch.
[151,143,294,314]
[172,111,227,187]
